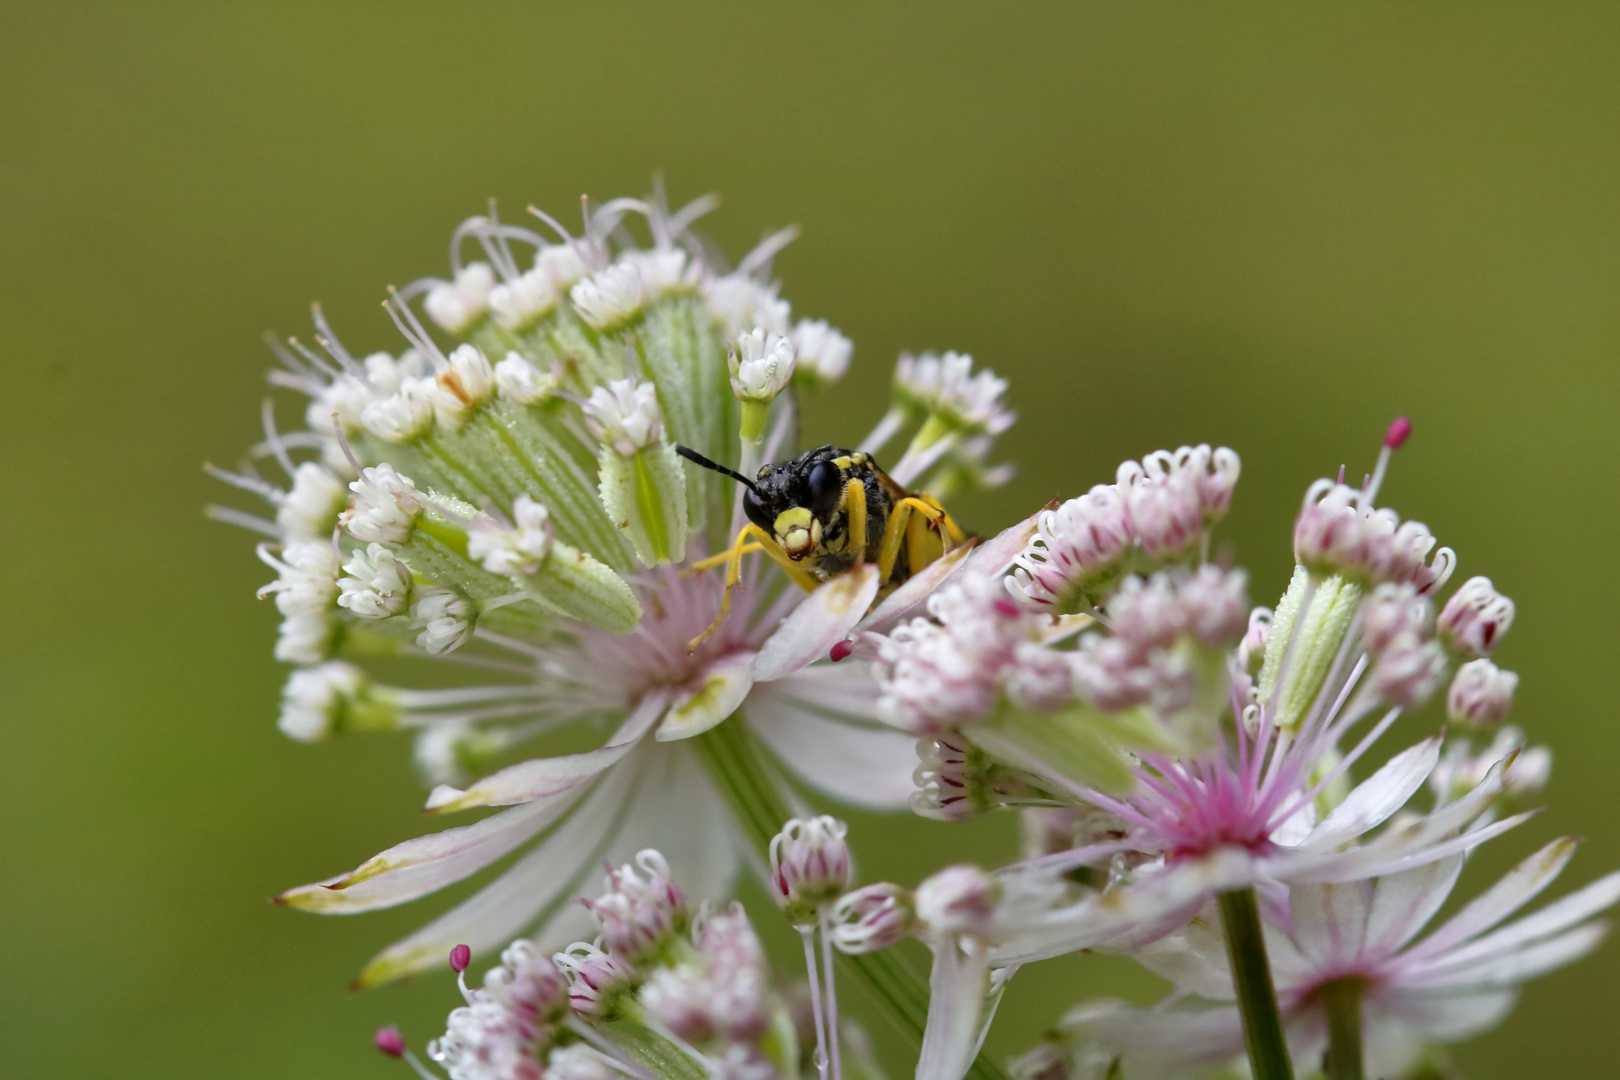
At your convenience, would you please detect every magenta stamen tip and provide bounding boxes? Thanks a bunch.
[375,1027,407,1058]
[829,640,854,663]
[449,943,472,973]
[1384,416,1412,449]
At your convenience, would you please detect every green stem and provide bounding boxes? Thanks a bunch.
[694,720,1011,1080]
[1217,888,1294,1080]
[1319,977,1364,1080]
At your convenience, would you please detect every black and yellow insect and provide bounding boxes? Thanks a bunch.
[676,444,966,643]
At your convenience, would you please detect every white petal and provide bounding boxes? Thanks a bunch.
[856,543,975,634]
[1373,989,1518,1044]
[424,690,668,811]
[1363,854,1464,955]
[1063,999,1246,1078]
[1130,913,1234,1000]
[1401,838,1578,961]
[746,666,917,809]
[1289,879,1373,969]
[354,756,643,987]
[1303,736,1440,849]
[656,651,756,741]
[276,796,573,914]
[916,937,989,1080]
[1417,868,1620,971]
[1400,923,1609,991]
[1322,810,1537,883]
[752,564,881,681]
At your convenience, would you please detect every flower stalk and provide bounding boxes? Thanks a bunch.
[1319,976,1365,1080]
[1217,887,1294,1080]
[694,720,1010,1080]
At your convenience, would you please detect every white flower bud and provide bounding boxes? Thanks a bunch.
[769,816,851,923]
[585,850,686,963]
[429,344,496,424]
[410,588,474,654]
[360,376,436,443]
[424,262,496,334]
[305,372,376,436]
[728,327,797,402]
[276,462,347,541]
[1447,658,1518,728]
[625,248,696,299]
[569,262,645,329]
[831,883,917,953]
[467,496,555,576]
[277,661,368,742]
[1438,576,1516,658]
[493,353,557,405]
[488,266,559,331]
[274,613,332,665]
[915,864,998,938]
[343,463,421,544]
[705,274,791,336]
[536,243,587,289]
[582,378,662,456]
[258,540,339,617]
[337,543,413,618]
[790,318,853,387]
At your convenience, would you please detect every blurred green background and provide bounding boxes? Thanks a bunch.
[3,3,1618,1077]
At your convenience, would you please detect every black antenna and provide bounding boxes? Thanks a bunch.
[675,445,761,495]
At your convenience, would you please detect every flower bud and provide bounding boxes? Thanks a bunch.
[484,940,568,1023]
[374,1027,406,1058]
[570,262,645,329]
[429,345,496,424]
[1007,484,1132,611]
[277,662,380,742]
[729,327,797,402]
[547,1044,617,1080]
[582,378,663,457]
[468,496,555,577]
[494,353,557,405]
[1438,576,1515,658]
[489,266,559,332]
[343,463,422,544]
[585,850,686,963]
[554,943,636,1019]
[1370,634,1448,708]
[1360,582,1432,656]
[1106,574,1185,654]
[769,816,851,923]
[278,461,347,541]
[1177,565,1250,649]
[338,542,413,618]
[1118,461,1203,563]
[424,262,496,334]
[361,377,437,443]
[830,883,917,953]
[915,864,998,938]
[790,318,853,389]
[410,588,474,655]
[1447,658,1518,729]
[1237,607,1272,675]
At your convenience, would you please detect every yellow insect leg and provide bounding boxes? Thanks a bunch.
[688,524,820,651]
[876,500,914,582]
[843,477,868,562]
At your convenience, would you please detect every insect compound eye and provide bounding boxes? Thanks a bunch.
[742,488,774,534]
[805,460,842,518]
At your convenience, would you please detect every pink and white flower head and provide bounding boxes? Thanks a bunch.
[1359,582,1433,656]
[1069,840,1620,1080]
[1293,481,1455,593]
[1438,575,1516,658]
[915,864,1000,938]
[1006,483,1133,611]
[1447,658,1519,729]
[875,572,1063,734]
[425,262,497,335]
[428,997,545,1080]
[691,902,773,1042]
[769,816,852,923]
[584,849,687,963]
[553,942,636,1020]
[894,351,1014,435]
[481,939,569,1025]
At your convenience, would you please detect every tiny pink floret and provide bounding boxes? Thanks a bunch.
[1384,416,1412,449]
[375,1026,406,1057]
[449,943,472,973]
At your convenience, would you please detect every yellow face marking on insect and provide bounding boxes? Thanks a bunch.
[774,506,816,558]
